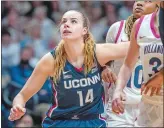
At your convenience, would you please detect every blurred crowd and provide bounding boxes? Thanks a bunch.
[1,1,134,127]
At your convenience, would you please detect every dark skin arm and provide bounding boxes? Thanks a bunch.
[141,68,164,96]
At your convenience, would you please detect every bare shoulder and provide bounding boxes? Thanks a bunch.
[35,52,55,76]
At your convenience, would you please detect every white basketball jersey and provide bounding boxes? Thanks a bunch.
[136,13,163,103]
[106,20,142,104]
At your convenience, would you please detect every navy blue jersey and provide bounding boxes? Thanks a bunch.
[46,49,104,119]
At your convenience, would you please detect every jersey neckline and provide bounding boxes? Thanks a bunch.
[150,12,160,39]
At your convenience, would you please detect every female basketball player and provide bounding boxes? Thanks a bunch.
[101,1,160,127]
[112,1,163,127]
[8,10,129,127]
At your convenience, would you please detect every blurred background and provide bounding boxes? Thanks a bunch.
[1,1,134,127]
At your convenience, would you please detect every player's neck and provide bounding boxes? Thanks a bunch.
[64,40,84,63]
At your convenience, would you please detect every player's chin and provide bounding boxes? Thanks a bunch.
[62,35,72,40]
[134,11,143,19]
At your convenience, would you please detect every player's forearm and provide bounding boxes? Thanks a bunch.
[115,64,132,91]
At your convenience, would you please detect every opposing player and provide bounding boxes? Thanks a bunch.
[101,1,160,127]
[112,1,163,127]
[8,10,130,127]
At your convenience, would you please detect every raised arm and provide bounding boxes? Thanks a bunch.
[8,53,54,121]
[112,20,140,114]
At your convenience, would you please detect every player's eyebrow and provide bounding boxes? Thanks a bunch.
[62,18,78,21]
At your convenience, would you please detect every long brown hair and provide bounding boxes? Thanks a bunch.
[53,10,95,83]
[124,14,137,40]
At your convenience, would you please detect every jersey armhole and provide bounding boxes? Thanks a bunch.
[135,16,144,40]
[93,44,103,72]
[115,20,124,43]
[50,47,57,58]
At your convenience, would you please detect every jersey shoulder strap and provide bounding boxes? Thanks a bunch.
[135,16,145,39]
[115,20,124,43]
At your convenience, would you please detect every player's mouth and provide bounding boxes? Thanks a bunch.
[63,30,72,34]
[135,7,143,13]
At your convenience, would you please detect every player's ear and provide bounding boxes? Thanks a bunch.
[82,27,88,36]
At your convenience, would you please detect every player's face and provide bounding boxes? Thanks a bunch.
[60,11,87,41]
[133,1,159,19]
[142,1,159,15]
[133,1,145,19]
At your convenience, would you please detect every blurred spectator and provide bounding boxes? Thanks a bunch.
[33,5,57,42]
[2,27,20,72]
[12,1,32,16]
[32,1,43,8]
[58,1,82,13]
[22,19,49,60]
[118,1,134,20]
[50,1,61,24]
[80,1,93,18]
[34,103,50,120]
[9,45,52,105]
[2,8,25,42]
[9,45,34,86]
[15,114,34,127]
[90,2,107,42]
[2,1,15,18]
[103,2,118,40]
[1,104,15,128]
[2,104,15,128]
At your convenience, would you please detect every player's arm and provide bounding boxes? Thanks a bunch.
[111,19,140,114]
[13,53,54,106]
[8,53,54,121]
[114,20,140,92]
[96,42,129,66]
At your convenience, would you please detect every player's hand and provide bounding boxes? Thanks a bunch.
[112,89,126,114]
[101,66,117,83]
[141,75,163,96]
[141,75,162,96]
[8,104,26,121]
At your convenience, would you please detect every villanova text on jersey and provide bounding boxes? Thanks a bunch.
[144,44,164,54]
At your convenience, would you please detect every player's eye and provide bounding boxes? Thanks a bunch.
[71,20,77,24]
[61,20,66,24]
[145,1,152,3]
